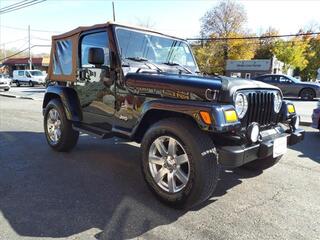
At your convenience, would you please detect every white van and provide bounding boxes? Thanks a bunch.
[13,70,46,87]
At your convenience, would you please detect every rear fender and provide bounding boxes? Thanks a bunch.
[43,85,82,122]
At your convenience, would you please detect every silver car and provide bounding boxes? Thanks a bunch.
[0,74,11,91]
[254,74,320,100]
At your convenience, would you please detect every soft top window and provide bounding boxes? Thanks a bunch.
[81,31,109,68]
[53,39,73,75]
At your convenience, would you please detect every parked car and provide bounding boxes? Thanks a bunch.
[254,74,320,100]
[43,22,304,209]
[0,74,11,91]
[311,100,320,131]
[12,70,46,87]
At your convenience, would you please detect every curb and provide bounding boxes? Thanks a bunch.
[0,93,34,100]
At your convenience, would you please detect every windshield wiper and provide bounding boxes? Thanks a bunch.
[125,56,148,62]
[162,62,193,74]
[124,57,163,73]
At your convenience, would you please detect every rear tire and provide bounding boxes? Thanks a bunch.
[44,98,79,152]
[242,155,282,171]
[29,81,34,87]
[16,81,20,87]
[141,118,220,209]
[4,88,9,91]
[300,88,315,100]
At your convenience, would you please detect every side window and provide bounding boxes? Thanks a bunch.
[279,76,291,83]
[18,71,24,76]
[81,31,110,68]
[26,72,31,78]
[53,39,73,75]
[260,76,272,82]
[272,76,279,82]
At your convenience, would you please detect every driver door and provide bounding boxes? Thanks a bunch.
[278,76,295,97]
[75,30,116,130]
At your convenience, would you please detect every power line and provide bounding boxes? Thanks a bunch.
[0,0,30,11]
[0,24,60,33]
[187,32,320,41]
[0,0,47,15]
[0,47,29,61]
[0,44,51,62]
[31,36,51,41]
[0,37,28,46]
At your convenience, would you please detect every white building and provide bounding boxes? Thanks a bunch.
[225,57,292,79]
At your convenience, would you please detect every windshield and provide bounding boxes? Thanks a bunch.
[0,74,9,79]
[29,71,44,76]
[287,75,301,83]
[115,27,198,73]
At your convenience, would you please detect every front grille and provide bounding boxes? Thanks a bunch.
[240,90,280,128]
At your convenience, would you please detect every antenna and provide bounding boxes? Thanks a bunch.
[112,1,116,21]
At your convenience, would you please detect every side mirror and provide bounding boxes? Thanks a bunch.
[88,47,105,65]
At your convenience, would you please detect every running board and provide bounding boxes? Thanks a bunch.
[72,124,113,139]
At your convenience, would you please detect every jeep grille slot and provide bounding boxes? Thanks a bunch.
[242,91,279,128]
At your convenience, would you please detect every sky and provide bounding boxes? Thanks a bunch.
[1,0,320,55]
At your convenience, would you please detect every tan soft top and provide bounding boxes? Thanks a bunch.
[48,21,185,82]
[52,21,185,41]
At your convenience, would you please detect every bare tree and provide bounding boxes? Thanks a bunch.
[200,0,247,38]
[135,17,156,29]
[199,0,248,73]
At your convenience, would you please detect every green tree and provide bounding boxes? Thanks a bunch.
[272,37,309,72]
[300,34,320,80]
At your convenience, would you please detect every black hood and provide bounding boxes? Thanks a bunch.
[124,72,281,102]
[219,76,281,102]
[125,72,222,100]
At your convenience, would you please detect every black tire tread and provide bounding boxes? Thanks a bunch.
[300,88,315,100]
[141,118,220,209]
[44,98,79,152]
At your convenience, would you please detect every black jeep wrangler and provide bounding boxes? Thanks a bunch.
[43,22,304,209]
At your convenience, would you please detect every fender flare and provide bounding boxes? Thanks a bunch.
[43,85,82,122]
[130,99,240,141]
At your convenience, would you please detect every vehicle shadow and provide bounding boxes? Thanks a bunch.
[289,129,320,164]
[0,131,260,239]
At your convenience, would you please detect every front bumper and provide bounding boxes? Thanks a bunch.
[0,84,10,89]
[217,128,305,168]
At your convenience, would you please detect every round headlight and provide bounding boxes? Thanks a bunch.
[274,92,282,113]
[234,93,248,119]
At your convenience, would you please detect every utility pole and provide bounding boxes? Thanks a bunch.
[28,25,32,70]
[3,43,6,60]
[112,1,116,21]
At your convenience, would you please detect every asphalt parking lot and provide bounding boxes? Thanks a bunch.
[0,96,319,240]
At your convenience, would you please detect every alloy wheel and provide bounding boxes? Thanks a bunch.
[47,108,62,144]
[148,136,190,193]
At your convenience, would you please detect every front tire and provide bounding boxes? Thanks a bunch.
[44,98,79,152]
[141,118,220,209]
[242,155,282,171]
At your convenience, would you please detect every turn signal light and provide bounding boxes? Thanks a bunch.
[199,111,212,125]
[287,104,295,114]
[224,110,238,123]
